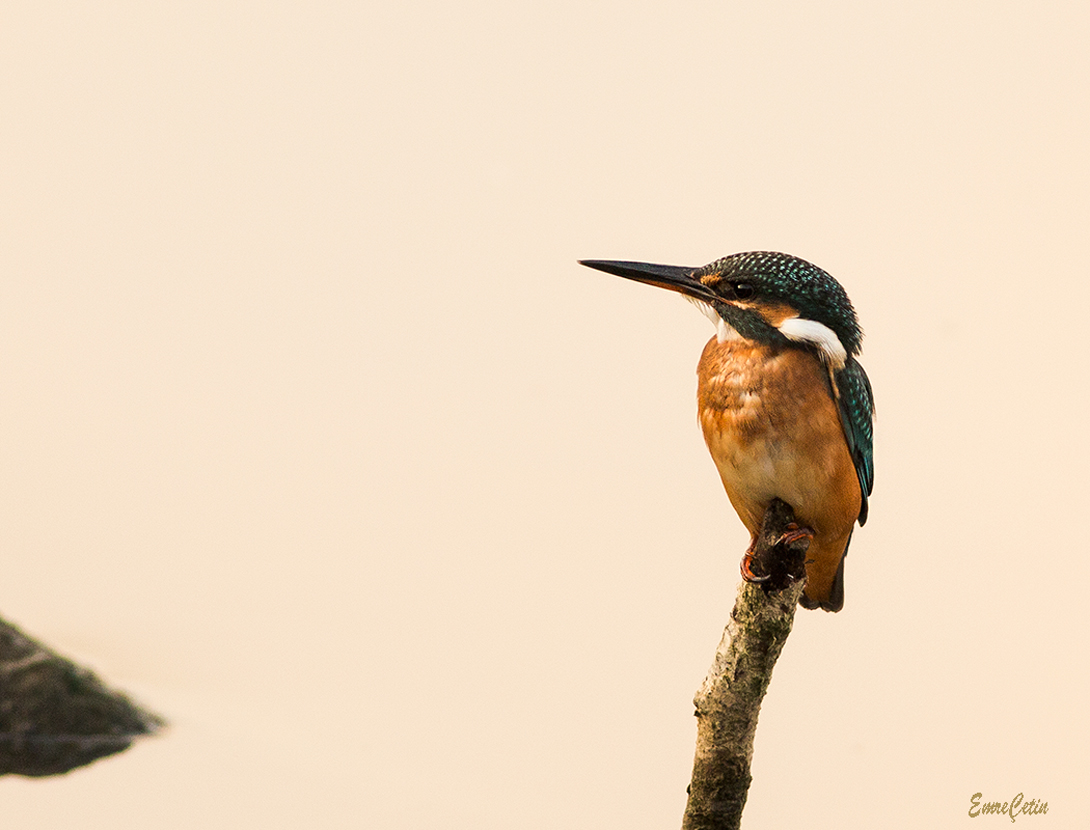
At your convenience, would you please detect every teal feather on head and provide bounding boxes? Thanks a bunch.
[696,252,863,357]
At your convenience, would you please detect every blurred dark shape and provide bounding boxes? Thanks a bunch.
[0,615,164,776]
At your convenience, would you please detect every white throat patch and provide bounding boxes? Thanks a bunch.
[777,316,847,368]
[685,297,741,343]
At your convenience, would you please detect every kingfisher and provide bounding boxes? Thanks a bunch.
[580,252,874,612]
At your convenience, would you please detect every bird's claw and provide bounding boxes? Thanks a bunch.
[774,522,815,548]
[742,521,813,587]
[740,551,771,584]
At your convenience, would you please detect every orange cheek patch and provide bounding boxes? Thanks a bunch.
[750,302,798,328]
[695,283,799,330]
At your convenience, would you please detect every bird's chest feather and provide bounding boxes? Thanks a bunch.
[696,336,857,535]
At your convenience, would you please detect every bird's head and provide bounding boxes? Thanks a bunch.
[579,251,861,369]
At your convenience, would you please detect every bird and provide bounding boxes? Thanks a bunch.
[579,252,874,612]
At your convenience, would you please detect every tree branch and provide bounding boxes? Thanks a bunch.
[681,498,810,830]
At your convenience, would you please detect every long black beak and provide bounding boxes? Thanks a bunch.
[578,259,719,304]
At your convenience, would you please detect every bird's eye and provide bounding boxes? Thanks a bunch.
[731,282,755,300]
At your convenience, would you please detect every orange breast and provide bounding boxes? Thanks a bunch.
[696,336,860,606]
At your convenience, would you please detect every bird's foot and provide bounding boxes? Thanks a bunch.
[742,522,814,586]
[773,524,814,584]
[775,522,814,548]
[740,549,771,584]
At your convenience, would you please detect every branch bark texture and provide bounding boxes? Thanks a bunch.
[681,498,809,830]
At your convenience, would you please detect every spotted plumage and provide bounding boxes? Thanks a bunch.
[580,251,874,611]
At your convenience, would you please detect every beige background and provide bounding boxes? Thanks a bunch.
[2,2,1087,828]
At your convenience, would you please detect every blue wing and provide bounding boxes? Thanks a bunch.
[835,357,875,525]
